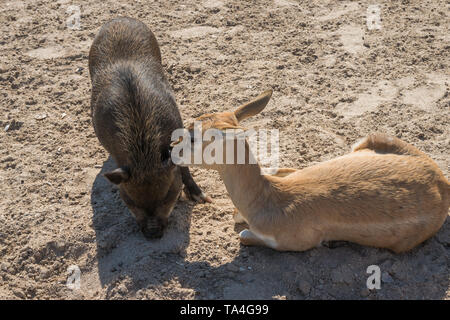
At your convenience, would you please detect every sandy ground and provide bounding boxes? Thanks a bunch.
[0,0,449,300]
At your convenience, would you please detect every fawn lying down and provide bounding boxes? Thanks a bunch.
[172,90,449,253]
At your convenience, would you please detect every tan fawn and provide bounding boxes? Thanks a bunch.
[172,90,449,253]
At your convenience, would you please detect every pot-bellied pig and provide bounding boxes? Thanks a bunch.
[89,17,210,239]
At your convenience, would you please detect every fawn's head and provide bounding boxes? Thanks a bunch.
[171,90,272,167]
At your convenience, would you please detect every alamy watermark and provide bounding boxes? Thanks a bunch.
[366,265,381,290]
[170,122,279,175]
[66,265,81,290]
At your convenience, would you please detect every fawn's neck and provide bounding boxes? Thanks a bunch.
[216,141,278,222]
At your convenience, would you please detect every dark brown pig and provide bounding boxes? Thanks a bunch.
[89,17,210,239]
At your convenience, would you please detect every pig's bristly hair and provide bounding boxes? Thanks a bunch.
[109,62,176,179]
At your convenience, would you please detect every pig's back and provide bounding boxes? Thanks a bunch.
[88,18,182,169]
[89,17,161,78]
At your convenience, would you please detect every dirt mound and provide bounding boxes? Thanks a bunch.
[0,0,448,299]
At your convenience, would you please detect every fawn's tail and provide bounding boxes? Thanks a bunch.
[352,133,426,157]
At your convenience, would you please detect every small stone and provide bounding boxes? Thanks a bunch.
[13,289,26,299]
[4,119,23,131]
[390,261,405,280]
[1,262,10,272]
[188,66,201,73]
[117,283,127,295]
[61,113,67,119]
[40,267,50,279]
[55,240,66,250]
[35,113,47,120]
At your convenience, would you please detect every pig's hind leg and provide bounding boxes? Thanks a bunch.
[180,167,212,203]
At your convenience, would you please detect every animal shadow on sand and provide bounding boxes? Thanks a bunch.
[91,158,449,299]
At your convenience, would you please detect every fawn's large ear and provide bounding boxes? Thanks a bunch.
[103,167,130,185]
[234,89,273,122]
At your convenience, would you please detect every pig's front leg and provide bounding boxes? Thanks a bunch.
[180,166,212,203]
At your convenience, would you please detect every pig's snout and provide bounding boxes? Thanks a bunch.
[141,225,164,239]
[140,217,167,239]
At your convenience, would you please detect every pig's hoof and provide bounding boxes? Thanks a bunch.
[183,185,212,203]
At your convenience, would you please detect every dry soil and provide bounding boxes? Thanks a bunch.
[0,0,449,299]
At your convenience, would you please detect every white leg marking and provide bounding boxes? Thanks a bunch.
[251,229,278,249]
[239,229,252,238]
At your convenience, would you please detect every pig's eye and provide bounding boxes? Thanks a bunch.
[161,148,171,162]
[161,147,174,169]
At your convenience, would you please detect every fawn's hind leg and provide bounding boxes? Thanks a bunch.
[240,228,325,251]
[239,229,279,249]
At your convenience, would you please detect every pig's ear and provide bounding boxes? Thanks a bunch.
[103,167,130,185]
